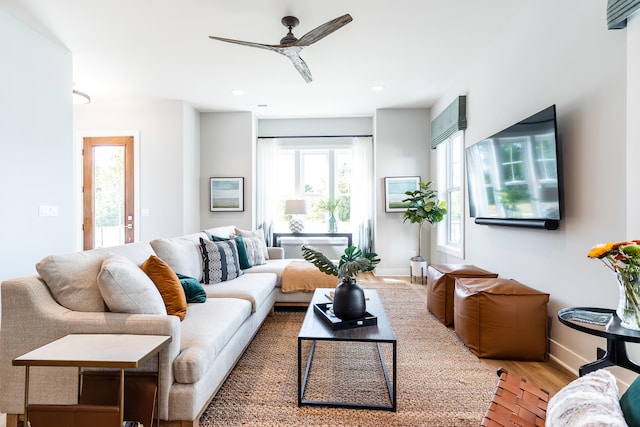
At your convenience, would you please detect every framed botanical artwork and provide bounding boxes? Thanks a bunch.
[384,176,420,212]
[210,177,244,212]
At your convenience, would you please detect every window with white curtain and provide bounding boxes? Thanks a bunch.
[274,142,351,232]
[437,131,464,258]
[257,136,374,251]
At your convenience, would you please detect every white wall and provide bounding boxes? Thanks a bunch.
[183,103,201,233]
[200,112,255,231]
[628,13,640,237]
[374,109,431,275]
[74,100,200,241]
[258,117,373,137]
[0,9,73,281]
[430,0,632,383]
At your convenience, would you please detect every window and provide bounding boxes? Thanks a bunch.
[274,140,352,232]
[437,131,464,258]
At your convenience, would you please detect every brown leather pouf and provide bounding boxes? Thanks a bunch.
[426,264,498,326]
[454,277,550,361]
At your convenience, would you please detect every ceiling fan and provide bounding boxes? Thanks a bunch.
[209,14,353,83]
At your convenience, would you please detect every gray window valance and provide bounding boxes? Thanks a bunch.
[608,0,640,29]
[431,96,467,148]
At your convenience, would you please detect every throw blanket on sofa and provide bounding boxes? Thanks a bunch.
[281,260,339,293]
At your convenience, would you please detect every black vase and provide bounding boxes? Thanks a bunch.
[333,279,366,320]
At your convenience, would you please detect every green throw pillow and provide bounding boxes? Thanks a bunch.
[212,235,252,269]
[176,274,206,303]
[621,375,640,426]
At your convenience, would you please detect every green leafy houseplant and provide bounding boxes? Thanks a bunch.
[402,181,447,260]
[301,245,380,281]
[301,245,381,320]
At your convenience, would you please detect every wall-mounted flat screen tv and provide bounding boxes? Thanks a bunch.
[466,105,563,230]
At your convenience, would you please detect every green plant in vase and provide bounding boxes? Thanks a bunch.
[301,245,380,319]
[317,198,340,233]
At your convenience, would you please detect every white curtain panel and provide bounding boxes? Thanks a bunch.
[256,138,278,236]
[351,136,374,253]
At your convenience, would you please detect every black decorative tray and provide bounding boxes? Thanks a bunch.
[313,302,377,330]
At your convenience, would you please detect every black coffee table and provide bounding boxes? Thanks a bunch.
[297,287,397,411]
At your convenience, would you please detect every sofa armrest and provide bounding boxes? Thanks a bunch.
[0,277,180,420]
[268,247,284,259]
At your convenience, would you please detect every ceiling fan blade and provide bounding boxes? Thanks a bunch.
[208,36,280,52]
[281,48,313,83]
[295,14,352,46]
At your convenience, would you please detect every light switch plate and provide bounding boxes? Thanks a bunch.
[39,205,59,217]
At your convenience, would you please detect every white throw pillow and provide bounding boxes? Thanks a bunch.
[234,227,269,260]
[546,369,628,426]
[242,236,266,266]
[97,253,167,315]
[36,251,106,312]
[150,234,205,281]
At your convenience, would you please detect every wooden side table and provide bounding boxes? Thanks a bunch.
[13,334,171,427]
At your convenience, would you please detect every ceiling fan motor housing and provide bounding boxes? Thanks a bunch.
[280,16,299,44]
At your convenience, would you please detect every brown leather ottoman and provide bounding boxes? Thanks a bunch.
[426,264,498,326]
[454,277,549,361]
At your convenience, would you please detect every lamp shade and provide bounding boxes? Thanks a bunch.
[284,199,308,215]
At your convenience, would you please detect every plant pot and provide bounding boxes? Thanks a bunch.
[333,279,366,320]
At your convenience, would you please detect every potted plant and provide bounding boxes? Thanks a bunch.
[402,181,447,278]
[301,245,380,319]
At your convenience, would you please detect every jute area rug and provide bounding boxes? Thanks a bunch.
[199,278,498,426]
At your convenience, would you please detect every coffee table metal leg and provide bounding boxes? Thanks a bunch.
[299,340,396,411]
[298,339,316,406]
[376,342,396,411]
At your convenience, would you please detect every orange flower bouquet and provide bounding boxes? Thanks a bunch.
[588,240,640,329]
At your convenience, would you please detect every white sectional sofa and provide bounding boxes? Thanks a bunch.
[0,225,302,427]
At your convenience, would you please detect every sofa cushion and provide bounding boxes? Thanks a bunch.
[93,241,157,267]
[212,235,252,269]
[242,236,266,266]
[547,369,627,426]
[177,274,207,303]
[234,227,269,260]
[173,298,252,384]
[203,273,276,312]
[97,254,167,315]
[149,232,209,282]
[203,226,236,240]
[36,251,106,312]
[246,259,292,286]
[199,238,243,284]
[141,255,187,320]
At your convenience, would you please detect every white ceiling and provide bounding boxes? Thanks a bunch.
[2,0,527,118]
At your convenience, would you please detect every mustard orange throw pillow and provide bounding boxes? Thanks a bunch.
[141,255,187,320]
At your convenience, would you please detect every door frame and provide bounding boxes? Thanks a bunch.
[74,130,141,251]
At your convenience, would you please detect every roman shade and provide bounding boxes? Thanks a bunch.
[431,95,467,148]
[608,0,640,29]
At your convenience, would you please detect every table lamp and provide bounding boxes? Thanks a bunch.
[284,199,308,233]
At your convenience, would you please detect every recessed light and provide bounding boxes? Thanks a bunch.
[372,85,385,92]
[232,89,244,96]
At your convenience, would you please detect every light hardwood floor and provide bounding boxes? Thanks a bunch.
[379,274,577,396]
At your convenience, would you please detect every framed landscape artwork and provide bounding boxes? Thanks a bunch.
[384,176,420,212]
[210,177,244,212]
